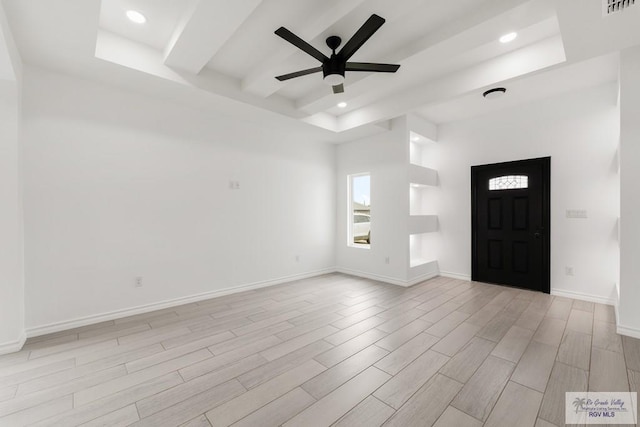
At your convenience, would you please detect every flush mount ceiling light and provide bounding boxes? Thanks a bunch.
[126,10,147,24]
[337,102,347,108]
[499,32,517,43]
[483,87,507,99]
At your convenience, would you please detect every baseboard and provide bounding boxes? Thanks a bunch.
[23,265,444,339]
[25,268,336,338]
[0,330,27,355]
[20,266,483,340]
[407,271,440,286]
[550,288,616,306]
[335,267,409,287]
[335,267,439,287]
[613,284,640,339]
[614,282,620,326]
[440,271,471,281]
[617,324,640,340]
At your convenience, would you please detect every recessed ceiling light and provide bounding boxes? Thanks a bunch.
[411,136,420,142]
[337,102,347,108]
[483,87,507,99]
[499,32,517,43]
[126,10,147,24]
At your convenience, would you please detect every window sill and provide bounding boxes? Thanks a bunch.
[348,243,371,249]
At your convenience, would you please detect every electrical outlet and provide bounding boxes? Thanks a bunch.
[295,255,300,262]
[385,256,390,264]
[135,276,143,287]
[565,267,574,276]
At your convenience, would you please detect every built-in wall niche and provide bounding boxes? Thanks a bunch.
[409,232,438,268]
[409,214,438,235]
[409,164,437,186]
[409,131,437,169]
[410,184,437,216]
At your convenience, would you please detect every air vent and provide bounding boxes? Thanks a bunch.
[603,0,635,15]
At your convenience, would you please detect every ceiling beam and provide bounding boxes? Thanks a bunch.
[417,53,618,124]
[335,35,566,132]
[295,0,550,115]
[163,0,263,74]
[96,30,310,119]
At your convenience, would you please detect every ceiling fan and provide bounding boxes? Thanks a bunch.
[274,14,400,94]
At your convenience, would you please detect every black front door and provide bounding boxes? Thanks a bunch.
[471,157,550,293]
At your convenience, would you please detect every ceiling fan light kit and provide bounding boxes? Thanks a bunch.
[274,14,400,94]
[323,74,345,86]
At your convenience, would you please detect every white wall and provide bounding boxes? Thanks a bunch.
[618,45,640,336]
[0,81,24,351]
[436,83,619,302]
[335,119,410,284]
[0,1,24,353]
[22,67,336,333]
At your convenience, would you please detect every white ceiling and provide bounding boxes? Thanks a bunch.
[99,0,196,52]
[2,0,639,141]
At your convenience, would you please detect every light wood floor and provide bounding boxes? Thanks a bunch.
[1,274,639,427]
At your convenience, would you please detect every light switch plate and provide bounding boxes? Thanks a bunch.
[566,209,588,219]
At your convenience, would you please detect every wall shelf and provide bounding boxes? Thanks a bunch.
[407,126,439,274]
[410,258,437,268]
[409,215,438,234]
[409,164,437,187]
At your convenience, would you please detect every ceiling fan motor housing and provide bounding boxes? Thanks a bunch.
[323,55,346,83]
[326,35,342,51]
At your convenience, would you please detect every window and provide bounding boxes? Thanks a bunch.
[348,173,370,247]
[489,175,528,190]
[354,214,370,223]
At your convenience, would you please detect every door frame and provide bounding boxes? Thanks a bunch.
[471,157,551,293]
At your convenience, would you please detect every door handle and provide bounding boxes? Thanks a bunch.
[534,227,544,239]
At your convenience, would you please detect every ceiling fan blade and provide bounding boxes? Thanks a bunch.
[275,67,322,81]
[332,84,344,94]
[345,62,400,73]
[338,14,385,61]
[275,27,328,63]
